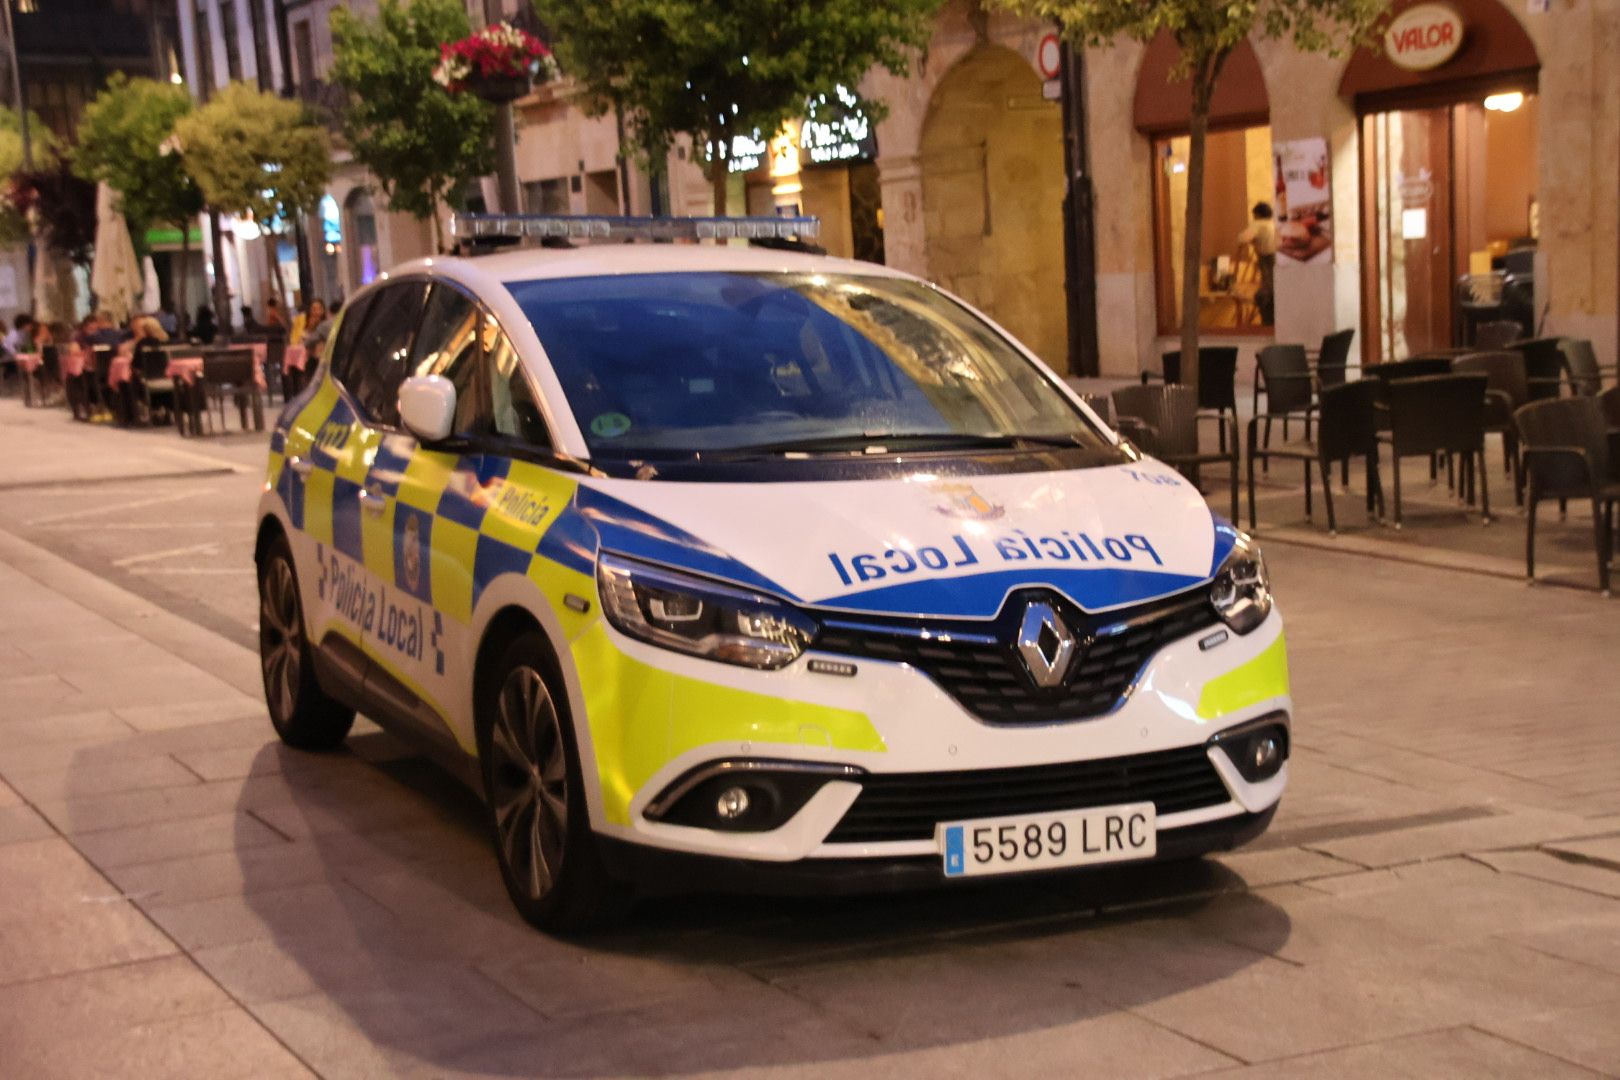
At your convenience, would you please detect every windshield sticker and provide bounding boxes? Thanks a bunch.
[590,413,632,439]
[826,530,1164,587]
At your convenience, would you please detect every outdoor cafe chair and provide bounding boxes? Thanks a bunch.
[1253,344,1316,470]
[1473,319,1523,350]
[1145,346,1239,452]
[1379,373,1491,529]
[1599,386,1620,434]
[1077,392,1113,426]
[1559,338,1611,397]
[1110,383,1239,522]
[1513,337,1566,402]
[1515,396,1620,594]
[1453,350,1529,500]
[200,350,263,433]
[135,344,181,428]
[1247,378,1384,535]
[1314,328,1355,390]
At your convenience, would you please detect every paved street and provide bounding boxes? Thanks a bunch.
[3,398,1620,1078]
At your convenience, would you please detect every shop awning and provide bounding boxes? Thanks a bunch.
[1133,32,1270,136]
[1339,0,1539,111]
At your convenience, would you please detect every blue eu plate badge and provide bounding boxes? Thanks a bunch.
[943,825,966,876]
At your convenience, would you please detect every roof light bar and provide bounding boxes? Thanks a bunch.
[450,213,821,243]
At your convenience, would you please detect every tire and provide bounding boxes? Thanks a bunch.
[257,533,354,751]
[478,630,627,932]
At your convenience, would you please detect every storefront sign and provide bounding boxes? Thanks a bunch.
[1273,137,1334,264]
[1384,3,1465,72]
[729,86,876,173]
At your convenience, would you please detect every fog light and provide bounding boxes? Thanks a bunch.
[715,786,751,821]
[1252,736,1280,773]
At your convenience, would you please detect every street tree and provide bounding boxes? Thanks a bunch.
[988,0,1385,392]
[331,0,494,252]
[536,0,942,214]
[174,81,332,317]
[74,74,205,326]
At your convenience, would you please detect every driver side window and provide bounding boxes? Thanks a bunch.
[410,283,484,438]
[481,314,551,447]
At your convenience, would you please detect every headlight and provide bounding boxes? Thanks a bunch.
[597,552,816,669]
[1210,535,1272,634]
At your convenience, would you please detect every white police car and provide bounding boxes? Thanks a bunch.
[255,215,1289,930]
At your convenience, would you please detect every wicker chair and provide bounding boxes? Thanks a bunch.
[1247,378,1384,534]
[1379,374,1492,528]
[1111,384,1239,521]
[1516,397,1620,593]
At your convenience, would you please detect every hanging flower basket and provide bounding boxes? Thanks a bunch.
[433,22,559,104]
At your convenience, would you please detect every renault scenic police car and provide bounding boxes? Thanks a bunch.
[255,215,1289,930]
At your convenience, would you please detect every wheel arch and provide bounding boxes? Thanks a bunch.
[254,513,288,567]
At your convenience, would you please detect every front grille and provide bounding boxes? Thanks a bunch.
[813,590,1219,724]
[825,744,1230,844]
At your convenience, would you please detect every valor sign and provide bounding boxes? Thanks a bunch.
[1384,4,1465,72]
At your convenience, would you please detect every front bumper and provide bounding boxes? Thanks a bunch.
[597,804,1279,897]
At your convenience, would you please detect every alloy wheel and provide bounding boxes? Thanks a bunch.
[488,666,569,900]
[260,558,302,723]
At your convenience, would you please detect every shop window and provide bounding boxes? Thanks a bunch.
[1151,125,1276,334]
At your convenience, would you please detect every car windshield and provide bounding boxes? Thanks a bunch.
[505,271,1110,458]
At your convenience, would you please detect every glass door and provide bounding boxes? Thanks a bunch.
[1362,106,1455,364]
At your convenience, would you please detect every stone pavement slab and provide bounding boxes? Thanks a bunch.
[3,408,1620,1076]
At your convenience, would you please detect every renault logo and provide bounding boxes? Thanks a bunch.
[1016,601,1076,689]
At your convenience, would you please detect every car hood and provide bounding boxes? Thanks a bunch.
[560,460,1236,620]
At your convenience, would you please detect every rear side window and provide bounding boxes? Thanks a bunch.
[345,281,428,426]
[324,292,374,385]
[410,283,484,438]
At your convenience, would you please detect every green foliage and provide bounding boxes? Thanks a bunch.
[536,0,942,192]
[331,0,494,222]
[988,0,1386,77]
[0,109,58,244]
[74,73,204,236]
[173,81,332,225]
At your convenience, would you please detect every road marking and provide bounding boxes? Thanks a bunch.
[26,490,197,526]
[30,521,240,530]
[128,567,252,576]
[153,445,253,473]
[112,542,222,568]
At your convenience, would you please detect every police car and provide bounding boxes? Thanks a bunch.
[255,214,1289,930]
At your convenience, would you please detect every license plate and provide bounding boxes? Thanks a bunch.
[938,803,1157,878]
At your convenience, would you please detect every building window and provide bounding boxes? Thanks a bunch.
[292,19,315,87]
[1151,125,1276,333]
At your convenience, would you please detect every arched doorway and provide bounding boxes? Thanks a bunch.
[1134,34,1275,336]
[1341,0,1540,362]
[919,46,1066,370]
[343,189,380,297]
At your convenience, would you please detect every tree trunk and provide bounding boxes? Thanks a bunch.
[431,200,444,255]
[1180,93,1210,402]
[263,231,288,315]
[208,209,231,340]
[175,223,190,337]
[709,148,729,217]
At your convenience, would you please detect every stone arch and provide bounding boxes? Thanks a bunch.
[918,44,1067,369]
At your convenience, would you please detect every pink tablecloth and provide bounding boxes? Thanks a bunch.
[58,345,87,379]
[165,351,267,391]
[15,352,42,373]
[107,343,135,388]
[282,344,308,373]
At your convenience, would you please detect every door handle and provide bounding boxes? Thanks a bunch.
[358,485,387,515]
[287,455,314,478]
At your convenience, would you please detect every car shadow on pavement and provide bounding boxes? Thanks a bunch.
[217,736,1292,1076]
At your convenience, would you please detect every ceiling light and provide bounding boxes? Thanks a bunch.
[1484,91,1524,113]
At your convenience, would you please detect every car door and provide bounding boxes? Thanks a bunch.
[318,280,429,682]
[281,289,376,654]
[361,280,488,749]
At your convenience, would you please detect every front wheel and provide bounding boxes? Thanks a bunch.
[479,631,626,932]
[258,533,354,750]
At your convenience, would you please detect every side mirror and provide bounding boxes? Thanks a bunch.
[398,375,457,442]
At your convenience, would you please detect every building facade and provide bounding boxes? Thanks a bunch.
[868,0,1620,377]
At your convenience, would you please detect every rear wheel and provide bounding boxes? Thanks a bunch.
[258,533,354,750]
[479,631,625,932]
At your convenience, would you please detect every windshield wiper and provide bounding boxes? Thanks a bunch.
[702,432,1086,459]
